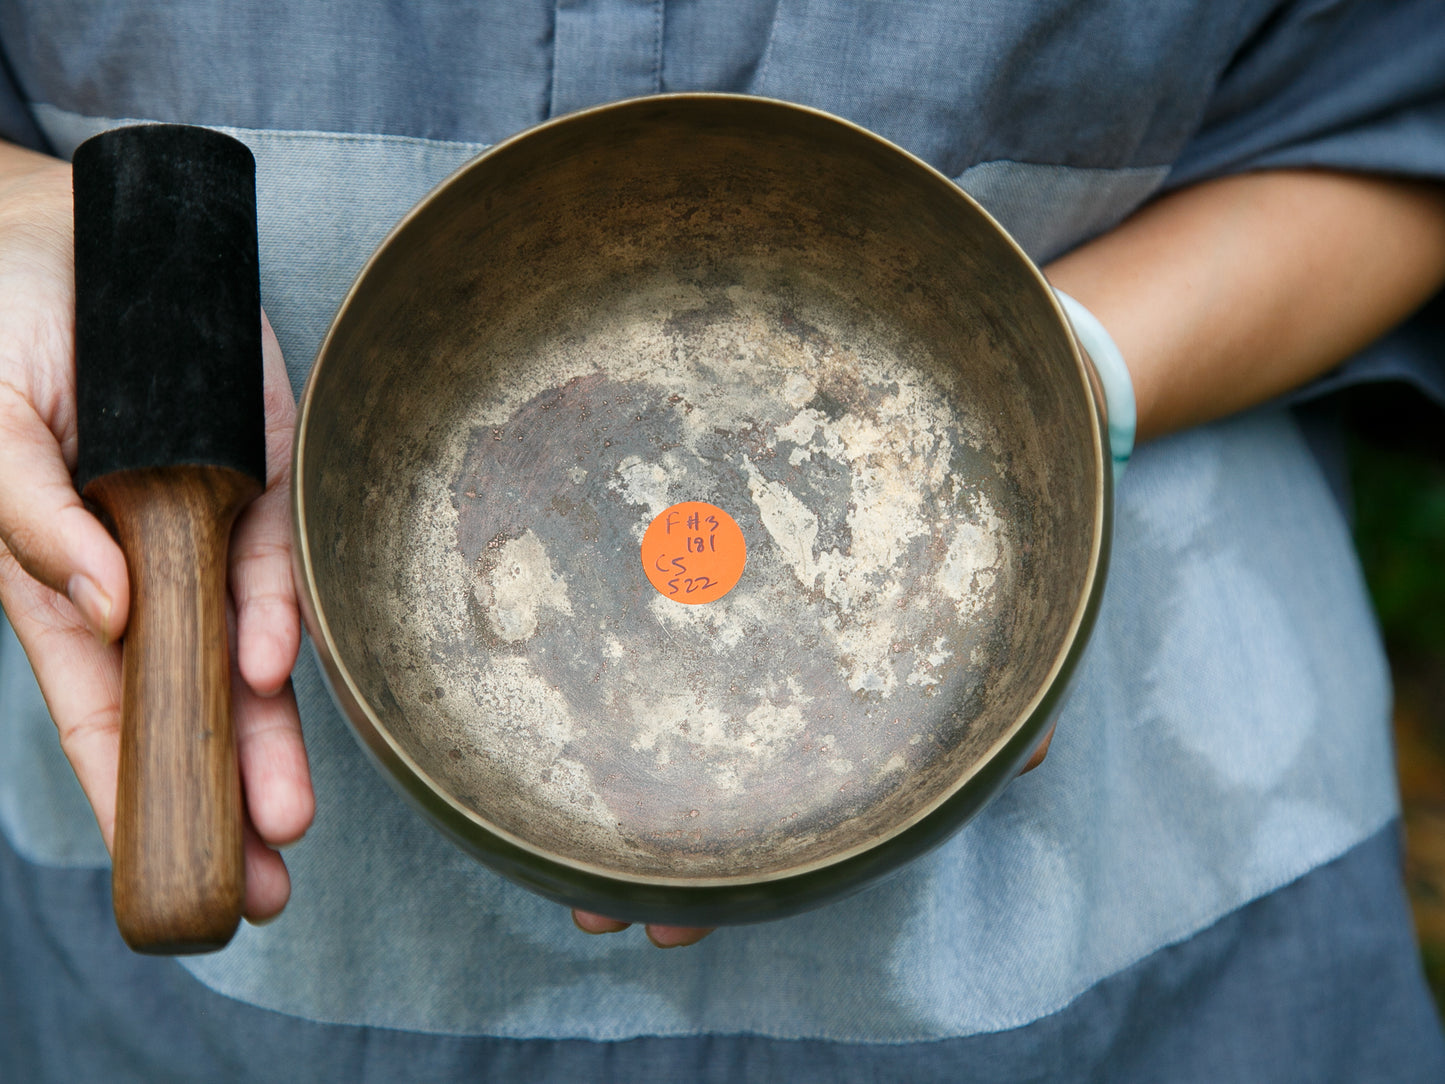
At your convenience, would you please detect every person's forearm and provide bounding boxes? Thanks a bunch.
[1045,169,1445,443]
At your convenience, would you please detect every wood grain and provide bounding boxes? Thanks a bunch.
[86,464,260,954]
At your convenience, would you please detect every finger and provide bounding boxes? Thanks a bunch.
[231,482,297,697]
[232,312,299,696]
[572,910,631,935]
[241,821,293,923]
[234,671,314,847]
[0,382,128,643]
[645,925,715,949]
[1020,723,1056,773]
[0,542,123,849]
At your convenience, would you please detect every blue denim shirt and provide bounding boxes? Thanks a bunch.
[1,0,1442,1042]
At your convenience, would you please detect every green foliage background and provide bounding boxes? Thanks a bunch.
[1353,439,1445,659]
[1349,386,1445,1013]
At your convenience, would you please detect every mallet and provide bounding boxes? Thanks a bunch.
[72,124,265,954]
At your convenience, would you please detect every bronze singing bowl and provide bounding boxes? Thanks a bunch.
[293,95,1111,925]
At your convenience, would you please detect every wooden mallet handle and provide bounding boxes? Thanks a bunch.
[89,466,257,952]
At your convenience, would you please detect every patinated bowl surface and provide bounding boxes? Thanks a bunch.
[293,95,1109,925]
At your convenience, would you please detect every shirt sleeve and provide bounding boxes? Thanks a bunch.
[1168,0,1445,188]
[1167,0,1445,409]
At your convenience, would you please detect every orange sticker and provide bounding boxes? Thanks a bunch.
[641,501,747,604]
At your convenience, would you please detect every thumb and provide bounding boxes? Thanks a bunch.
[0,382,129,641]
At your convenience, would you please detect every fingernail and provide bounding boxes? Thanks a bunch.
[67,573,114,643]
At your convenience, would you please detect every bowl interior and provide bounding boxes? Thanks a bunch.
[297,97,1102,884]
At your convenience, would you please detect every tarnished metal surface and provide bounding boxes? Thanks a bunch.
[295,96,1105,909]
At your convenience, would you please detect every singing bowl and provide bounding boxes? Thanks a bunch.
[293,95,1115,926]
